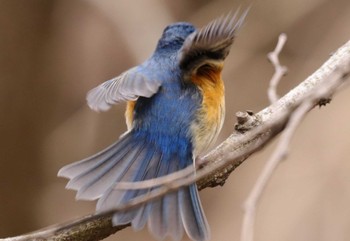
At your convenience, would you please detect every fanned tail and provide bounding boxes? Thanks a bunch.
[58,131,210,241]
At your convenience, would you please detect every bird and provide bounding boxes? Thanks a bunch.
[58,9,248,241]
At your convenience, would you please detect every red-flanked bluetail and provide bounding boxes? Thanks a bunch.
[58,9,248,241]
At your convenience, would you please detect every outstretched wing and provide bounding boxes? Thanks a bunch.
[178,8,249,74]
[87,64,162,112]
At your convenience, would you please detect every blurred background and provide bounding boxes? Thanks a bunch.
[0,0,350,240]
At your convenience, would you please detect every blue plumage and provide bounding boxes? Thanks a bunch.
[59,10,247,241]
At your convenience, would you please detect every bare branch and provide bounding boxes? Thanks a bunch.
[267,33,288,103]
[240,68,347,241]
[3,40,350,241]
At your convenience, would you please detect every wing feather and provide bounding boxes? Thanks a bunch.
[179,8,249,73]
[86,65,162,112]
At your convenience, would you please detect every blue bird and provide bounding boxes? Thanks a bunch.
[58,10,248,241]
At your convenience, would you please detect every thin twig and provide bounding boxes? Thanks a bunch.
[267,33,288,103]
[113,164,195,190]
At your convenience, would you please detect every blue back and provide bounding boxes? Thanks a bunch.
[133,59,202,167]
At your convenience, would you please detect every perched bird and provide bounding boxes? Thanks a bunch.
[58,10,248,241]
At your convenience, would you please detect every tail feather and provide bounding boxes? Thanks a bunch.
[147,153,173,240]
[59,134,139,200]
[165,191,183,241]
[76,144,141,200]
[148,197,167,240]
[130,151,164,230]
[132,202,150,231]
[148,157,184,241]
[180,185,210,241]
[58,131,210,241]
[58,135,129,179]
[110,144,164,225]
[96,141,159,212]
[162,161,184,241]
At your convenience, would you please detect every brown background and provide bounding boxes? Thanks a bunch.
[0,0,350,240]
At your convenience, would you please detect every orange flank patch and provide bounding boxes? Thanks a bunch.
[190,62,225,155]
[125,100,136,130]
[191,62,225,124]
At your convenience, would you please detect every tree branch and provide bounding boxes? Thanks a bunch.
[3,40,350,241]
[267,33,288,103]
[241,43,348,241]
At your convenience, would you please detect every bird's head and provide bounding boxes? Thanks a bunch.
[155,22,196,52]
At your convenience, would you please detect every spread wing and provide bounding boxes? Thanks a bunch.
[178,8,249,73]
[87,64,162,112]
